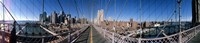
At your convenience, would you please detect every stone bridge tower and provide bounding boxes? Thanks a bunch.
[192,0,200,26]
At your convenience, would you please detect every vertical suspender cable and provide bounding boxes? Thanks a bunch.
[74,0,82,18]
[43,0,44,13]
[139,0,142,38]
[116,0,128,21]
[0,1,17,43]
[138,0,142,43]
[2,0,5,43]
[104,0,111,21]
[178,0,182,43]
[3,0,4,24]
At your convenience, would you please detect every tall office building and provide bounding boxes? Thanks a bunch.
[51,11,58,24]
[58,11,66,23]
[129,18,138,29]
[192,0,200,26]
[130,19,133,27]
[39,12,47,24]
[64,14,71,24]
[46,15,51,23]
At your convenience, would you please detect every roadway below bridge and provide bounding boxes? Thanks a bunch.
[73,26,110,43]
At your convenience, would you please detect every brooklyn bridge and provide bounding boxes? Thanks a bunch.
[0,0,200,43]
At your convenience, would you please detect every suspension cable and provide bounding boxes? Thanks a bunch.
[11,0,29,20]
[116,0,128,21]
[154,0,172,21]
[0,1,16,21]
[3,0,4,25]
[74,0,81,18]
[57,0,64,11]
[139,0,142,38]
[156,8,177,38]
[136,0,165,22]
[104,0,111,20]
[19,0,39,20]
[143,0,163,21]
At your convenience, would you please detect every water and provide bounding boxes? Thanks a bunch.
[1,21,51,36]
[142,22,192,38]
[18,25,52,36]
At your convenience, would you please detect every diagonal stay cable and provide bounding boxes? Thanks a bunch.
[155,0,172,21]
[104,0,111,20]
[116,0,128,21]
[19,0,39,20]
[138,0,156,20]
[143,0,163,21]
[156,8,177,38]
[11,0,29,20]
[74,0,81,18]
[0,2,16,21]
[57,0,64,11]
[0,1,17,22]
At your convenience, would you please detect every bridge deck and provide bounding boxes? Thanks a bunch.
[73,26,109,43]
[188,32,200,43]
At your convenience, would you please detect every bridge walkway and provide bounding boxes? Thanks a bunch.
[73,26,109,43]
[40,25,62,39]
[188,32,200,43]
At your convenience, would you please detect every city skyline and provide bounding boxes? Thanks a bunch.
[0,0,192,22]
[0,0,200,43]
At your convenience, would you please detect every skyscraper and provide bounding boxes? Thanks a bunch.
[39,12,47,24]
[46,15,51,23]
[64,14,71,24]
[129,18,138,29]
[58,11,66,23]
[51,11,58,24]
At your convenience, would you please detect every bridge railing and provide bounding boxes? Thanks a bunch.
[48,24,89,43]
[93,25,138,43]
[93,24,200,43]
[0,30,10,43]
[182,24,200,43]
[16,24,89,43]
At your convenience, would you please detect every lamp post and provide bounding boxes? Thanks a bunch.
[177,0,182,43]
[112,26,115,43]
[67,14,71,43]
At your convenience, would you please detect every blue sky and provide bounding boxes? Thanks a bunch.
[0,0,192,22]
